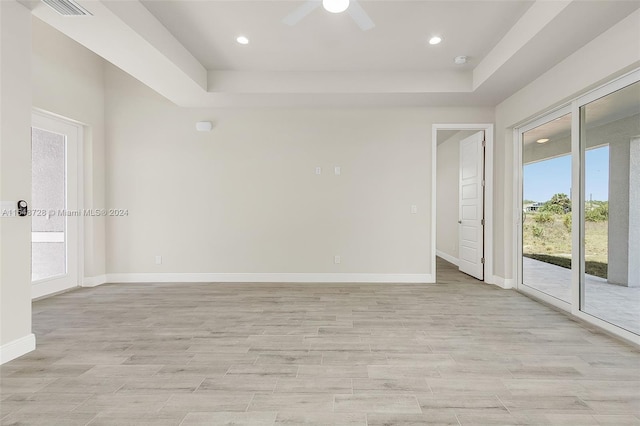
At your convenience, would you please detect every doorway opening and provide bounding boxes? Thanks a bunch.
[31,111,83,299]
[432,124,494,284]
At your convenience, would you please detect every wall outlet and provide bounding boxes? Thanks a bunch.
[334,166,341,175]
[334,255,341,264]
[155,255,162,265]
[315,167,322,175]
[411,205,418,214]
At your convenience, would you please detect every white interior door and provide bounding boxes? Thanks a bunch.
[31,112,80,299]
[458,131,485,280]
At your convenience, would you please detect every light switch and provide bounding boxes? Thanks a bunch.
[411,205,418,214]
[334,166,341,175]
[315,167,322,175]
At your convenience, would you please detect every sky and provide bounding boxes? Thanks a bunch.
[523,146,609,203]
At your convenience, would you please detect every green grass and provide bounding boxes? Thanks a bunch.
[522,212,608,279]
[522,253,608,279]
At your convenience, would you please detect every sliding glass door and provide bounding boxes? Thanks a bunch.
[579,81,640,335]
[521,112,572,304]
[517,71,639,341]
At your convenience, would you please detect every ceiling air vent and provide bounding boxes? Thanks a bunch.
[41,0,92,16]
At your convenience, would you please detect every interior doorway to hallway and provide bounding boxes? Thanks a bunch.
[432,124,494,283]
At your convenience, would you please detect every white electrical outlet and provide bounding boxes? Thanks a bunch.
[411,205,418,214]
[334,166,341,175]
[334,255,341,264]
[315,167,322,175]
[155,255,162,265]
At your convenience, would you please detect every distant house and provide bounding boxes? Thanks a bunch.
[524,202,544,212]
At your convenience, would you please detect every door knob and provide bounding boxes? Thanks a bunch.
[458,220,462,224]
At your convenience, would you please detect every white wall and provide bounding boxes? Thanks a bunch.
[0,1,34,361]
[32,18,106,281]
[493,10,640,283]
[436,131,465,262]
[105,65,493,282]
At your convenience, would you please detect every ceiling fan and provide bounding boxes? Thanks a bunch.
[283,0,375,31]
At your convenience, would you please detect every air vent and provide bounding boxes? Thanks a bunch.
[41,0,92,16]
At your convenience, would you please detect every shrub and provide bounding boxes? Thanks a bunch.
[540,203,565,214]
[532,225,544,238]
[543,193,571,213]
[534,212,554,223]
[563,213,572,231]
[586,204,608,222]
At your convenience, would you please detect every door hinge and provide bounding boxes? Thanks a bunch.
[482,180,485,187]
[482,140,486,147]
[481,219,485,226]
[481,257,485,264]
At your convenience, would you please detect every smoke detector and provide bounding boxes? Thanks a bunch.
[454,56,468,65]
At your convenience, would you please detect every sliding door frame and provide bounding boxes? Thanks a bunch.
[515,105,572,312]
[514,69,640,345]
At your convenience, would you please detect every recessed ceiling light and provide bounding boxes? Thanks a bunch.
[236,36,249,45]
[429,36,442,45]
[536,138,550,144]
[323,0,349,13]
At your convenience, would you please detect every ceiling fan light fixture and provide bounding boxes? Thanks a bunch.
[429,36,442,45]
[323,0,349,14]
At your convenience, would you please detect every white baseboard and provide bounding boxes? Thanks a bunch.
[83,275,108,287]
[105,273,435,284]
[491,275,514,289]
[0,334,35,365]
[436,250,459,266]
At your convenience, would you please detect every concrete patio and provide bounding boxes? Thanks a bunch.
[522,257,639,335]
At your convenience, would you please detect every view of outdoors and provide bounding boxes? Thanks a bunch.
[521,113,573,303]
[521,81,639,335]
[523,146,609,280]
[581,81,639,334]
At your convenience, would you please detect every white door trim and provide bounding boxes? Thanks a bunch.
[31,110,84,300]
[432,123,494,285]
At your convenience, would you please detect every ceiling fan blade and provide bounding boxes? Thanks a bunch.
[282,0,322,26]
[348,0,375,31]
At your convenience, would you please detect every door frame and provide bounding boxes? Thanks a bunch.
[432,123,494,284]
[513,105,573,312]
[512,69,640,346]
[31,109,84,300]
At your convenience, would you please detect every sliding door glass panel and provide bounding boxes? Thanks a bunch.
[32,127,67,281]
[580,81,640,335]
[521,113,572,303]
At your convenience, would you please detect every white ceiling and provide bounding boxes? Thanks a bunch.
[141,1,533,72]
[26,0,640,107]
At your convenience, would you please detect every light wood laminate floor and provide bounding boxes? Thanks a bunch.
[1,258,639,425]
